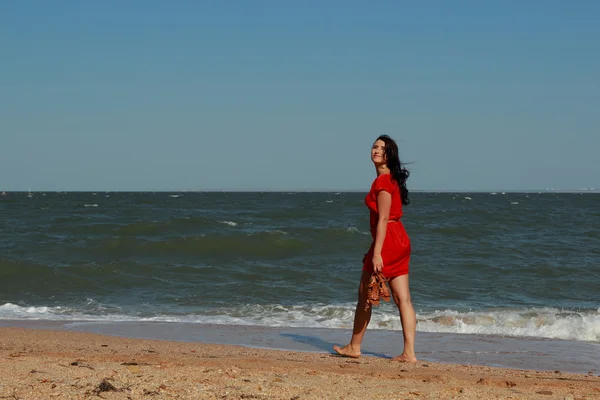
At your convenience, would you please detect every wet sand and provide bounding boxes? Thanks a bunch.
[2,320,597,374]
[1,327,599,400]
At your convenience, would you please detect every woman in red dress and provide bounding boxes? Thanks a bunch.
[334,135,417,362]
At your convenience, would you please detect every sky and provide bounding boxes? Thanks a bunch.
[1,1,599,192]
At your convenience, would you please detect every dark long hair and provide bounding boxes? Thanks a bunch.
[376,135,410,205]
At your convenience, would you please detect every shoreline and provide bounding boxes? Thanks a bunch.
[1,327,599,400]
[0,319,598,374]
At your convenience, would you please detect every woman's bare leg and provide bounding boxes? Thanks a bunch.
[389,274,417,362]
[333,270,372,358]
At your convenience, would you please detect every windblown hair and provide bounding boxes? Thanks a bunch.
[376,135,410,205]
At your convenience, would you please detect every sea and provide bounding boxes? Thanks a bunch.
[1,191,599,373]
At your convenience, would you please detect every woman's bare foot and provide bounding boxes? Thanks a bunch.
[333,344,361,358]
[391,353,417,363]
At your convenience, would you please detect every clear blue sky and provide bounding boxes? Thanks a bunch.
[1,1,598,191]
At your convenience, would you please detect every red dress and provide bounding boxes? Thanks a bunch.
[362,173,411,278]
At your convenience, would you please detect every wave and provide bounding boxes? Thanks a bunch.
[45,216,241,237]
[38,225,370,260]
[104,216,225,236]
[1,302,597,343]
[45,216,371,240]
[415,308,600,342]
[83,232,308,260]
[345,227,369,236]
[218,220,238,226]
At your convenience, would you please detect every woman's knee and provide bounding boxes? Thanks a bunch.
[392,290,411,307]
[357,288,366,303]
[389,275,411,305]
[357,271,371,299]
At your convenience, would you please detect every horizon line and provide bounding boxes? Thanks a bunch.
[2,189,598,194]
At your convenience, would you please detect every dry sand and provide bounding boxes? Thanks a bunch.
[0,328,598,400]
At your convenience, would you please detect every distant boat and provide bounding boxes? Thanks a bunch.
[0,191,6,196]
[27,188,33,198]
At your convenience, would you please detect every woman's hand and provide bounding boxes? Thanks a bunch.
[372,254,384,273]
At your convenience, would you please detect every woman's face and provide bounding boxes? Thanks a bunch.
[371,139,387,165]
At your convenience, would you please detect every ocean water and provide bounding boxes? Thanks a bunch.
[1,191,599,344]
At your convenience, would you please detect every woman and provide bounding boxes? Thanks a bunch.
[333,135,417,362]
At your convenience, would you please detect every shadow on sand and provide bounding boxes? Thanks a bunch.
[280,333,391,359]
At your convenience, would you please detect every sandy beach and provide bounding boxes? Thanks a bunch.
[1,328,598,400]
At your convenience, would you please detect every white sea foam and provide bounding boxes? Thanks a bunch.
[0,303,51,316]
[415,308,600,342]
[347,227,369,236]
[218,220,238,226]
[1,303,598,343]
[84,204,98,207]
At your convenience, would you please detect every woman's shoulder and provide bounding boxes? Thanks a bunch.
[376,173,392,181]
[374,173,397,192]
